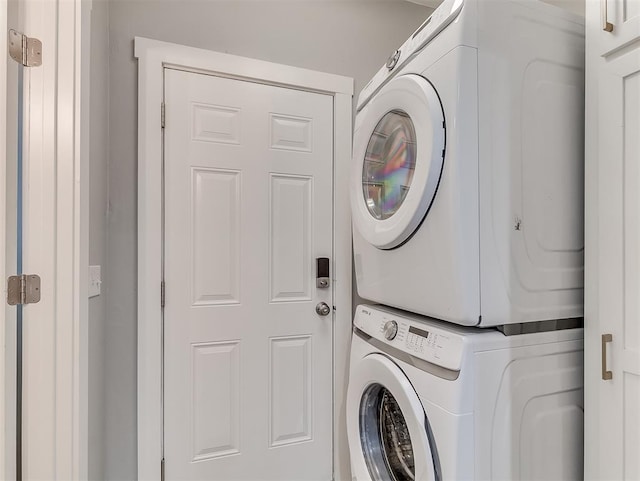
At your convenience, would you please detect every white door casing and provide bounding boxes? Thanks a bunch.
[0,0,8,474]
[1,0,89,478]
[135,38,353,481]
[164,68,334,480]
[585,0,640,478]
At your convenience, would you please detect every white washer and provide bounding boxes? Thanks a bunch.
[346,304,584,481]
[351,0,586,327]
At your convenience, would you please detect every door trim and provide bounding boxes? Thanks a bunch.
[135,37,353,481]
[1,0,89,478]
[0,0,8,475]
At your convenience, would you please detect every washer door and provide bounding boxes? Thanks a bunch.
[351,74,445,250]
[347,354,440,481]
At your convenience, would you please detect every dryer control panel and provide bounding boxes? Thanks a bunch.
[356,0,465,110]
[354,304,465,372]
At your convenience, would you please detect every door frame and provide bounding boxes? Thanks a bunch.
[1,0,90,478]
[0,0,8,474]
[135,38,354,481]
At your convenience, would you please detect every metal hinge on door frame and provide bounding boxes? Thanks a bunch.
[8,29,42,67]
[161,281,166,308]
[6,274,41,306]
[161,102,166,128]
[161,458,165,481]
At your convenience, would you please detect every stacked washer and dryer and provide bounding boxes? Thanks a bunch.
[346,0,586,480]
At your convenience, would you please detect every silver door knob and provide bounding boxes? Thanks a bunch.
[316,302,331,316]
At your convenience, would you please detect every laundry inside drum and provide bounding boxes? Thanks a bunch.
[360,383,416,481]
[379,389,416,481]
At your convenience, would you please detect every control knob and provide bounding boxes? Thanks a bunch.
[383,320,398,341]
[386,49,401,71]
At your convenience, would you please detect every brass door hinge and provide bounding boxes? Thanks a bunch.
[7,274,41,305]
[8,29,42,67]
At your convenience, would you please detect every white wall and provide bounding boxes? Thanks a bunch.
[89,0,109,479]
[105,1,431,479]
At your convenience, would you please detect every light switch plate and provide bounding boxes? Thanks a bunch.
[89,265,101,298]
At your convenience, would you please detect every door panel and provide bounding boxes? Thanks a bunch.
[191,168,241,305]
[270,175,313,302]
[269,335,312,446]
[163,68,334,480]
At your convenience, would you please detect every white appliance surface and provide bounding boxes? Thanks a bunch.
[346,304,584,481]
[351,0,585,326]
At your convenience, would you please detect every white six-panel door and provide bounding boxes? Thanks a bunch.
[163,68,334,480]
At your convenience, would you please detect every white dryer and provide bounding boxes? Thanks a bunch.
[346,305,584,481]
[351,0,585,327]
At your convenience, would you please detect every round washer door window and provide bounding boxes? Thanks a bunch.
[346,353,440,481]
[351,74,445,250]
[360,384,416,481]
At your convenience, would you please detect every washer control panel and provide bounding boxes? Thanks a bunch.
[354,305,465,372]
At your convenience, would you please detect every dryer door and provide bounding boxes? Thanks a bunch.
[347,353,440,481]
[351,74,445,250]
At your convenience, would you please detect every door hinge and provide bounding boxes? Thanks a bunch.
[7,274,41,306]
[161,281,166,308]
[8,29,42,67]
[161,103,166,129]
[161,458,165,481]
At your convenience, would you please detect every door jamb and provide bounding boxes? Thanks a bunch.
[135,37,354,481]
[1,0,89,478]
[0,0,8,474]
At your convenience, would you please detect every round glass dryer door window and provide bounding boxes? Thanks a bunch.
[362,111,417,221]
[351,74,445,250]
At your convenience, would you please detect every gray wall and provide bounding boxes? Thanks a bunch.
[89,0,109,479]
[105,1,430,479]
[541,0,585,16]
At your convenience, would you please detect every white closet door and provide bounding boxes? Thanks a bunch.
[585,1,640,477]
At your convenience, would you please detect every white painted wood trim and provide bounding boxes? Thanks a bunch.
[136,41,165,481]
[584,1,600,476]
[2,0,89,478]
[0,0,8,477]
[134,37,354,95]
[332,92,353,481]
[75,1,91,478]
[136,38,353,481]
[55,2,89,477]
[52,2,89,477]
